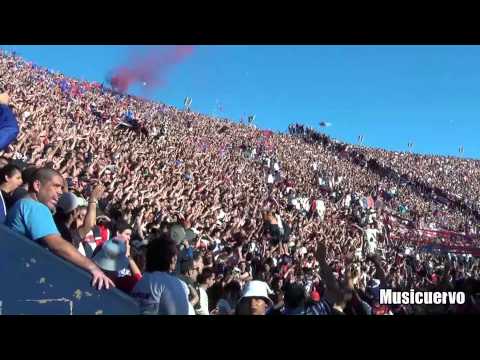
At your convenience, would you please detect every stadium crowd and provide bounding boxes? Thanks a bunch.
[1,49,480,315]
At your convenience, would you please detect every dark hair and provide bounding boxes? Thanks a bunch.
[22,166,37,185]
[192,251,202,263]
[197,268,214,285]
[284,283,306,309]
[115,219,131,235]
[145,236,178,272]
[28,167,62,192]
[179,258,195,275]
[0,164,21,185]
[223,280,242,301]
[110,208,123,221]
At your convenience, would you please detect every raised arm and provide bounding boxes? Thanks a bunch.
[78,184,105,239]
[315,238,343,305]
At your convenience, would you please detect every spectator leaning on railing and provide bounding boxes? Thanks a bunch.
[5,167,114,290]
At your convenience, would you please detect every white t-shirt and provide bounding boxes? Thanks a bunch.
[197,287,210,315]
[315,200,326,217]
[364,229,380,254]
[344,194,352,208]
[267,174,274,184]
[131,272,192,315]
[274,162,280,171]
[78,242,86,256]
[275,214,284,235]
[301,198,310,212]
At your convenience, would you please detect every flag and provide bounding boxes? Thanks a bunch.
[60,79,70,93]
[184,97,192,109]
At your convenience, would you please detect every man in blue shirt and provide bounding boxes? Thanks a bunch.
[6,168,114,290]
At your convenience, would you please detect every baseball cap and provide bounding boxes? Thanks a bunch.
[57,192,89,214]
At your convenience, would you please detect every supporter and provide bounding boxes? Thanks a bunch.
[236,280,273,315]
[5,167,114,290]
[132,236,193,315]
[93,236,142,294]
[196,268,215,315]
[11,166,37,204]
[0,163,23,223]
[178,257,200,312]
[54,192,88,247]
[214,280,242,315]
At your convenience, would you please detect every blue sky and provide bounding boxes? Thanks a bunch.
[2,45,479,159]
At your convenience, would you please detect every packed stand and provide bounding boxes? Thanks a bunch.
[1,50,480,315]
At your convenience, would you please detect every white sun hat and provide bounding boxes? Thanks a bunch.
[239,280,273,306]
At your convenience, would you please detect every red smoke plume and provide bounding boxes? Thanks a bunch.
[108,46,194,93]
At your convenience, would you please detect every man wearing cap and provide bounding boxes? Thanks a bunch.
[236,280,273,315]
[54,192,89,246]
[54,184,104,253]
[6,168,114,290]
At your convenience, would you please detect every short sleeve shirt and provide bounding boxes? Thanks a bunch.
[131,271,192,315]
[6,198,60,241]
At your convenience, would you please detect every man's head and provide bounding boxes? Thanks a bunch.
[283,282,306,310]
[0,163,22,191]
[238,280,273,315]
[197,268,215,288]
[115,219,132,242]
[192,251,204,274]
[180,258,199,283]
[146,236,178,273]
[29,168,64,210]
[56,192,89,225]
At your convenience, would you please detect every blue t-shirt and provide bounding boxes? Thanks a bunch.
[6,198,60,241]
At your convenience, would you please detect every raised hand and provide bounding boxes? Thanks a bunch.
[0,92,9,105]
[90,184,106,201]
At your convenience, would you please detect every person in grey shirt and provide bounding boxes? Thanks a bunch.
[131,236,193,315]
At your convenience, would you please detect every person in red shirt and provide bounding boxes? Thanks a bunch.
[115,237,143,294]
[92,226,142,294]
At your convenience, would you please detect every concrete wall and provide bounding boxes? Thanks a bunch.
[0,225,139,315]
